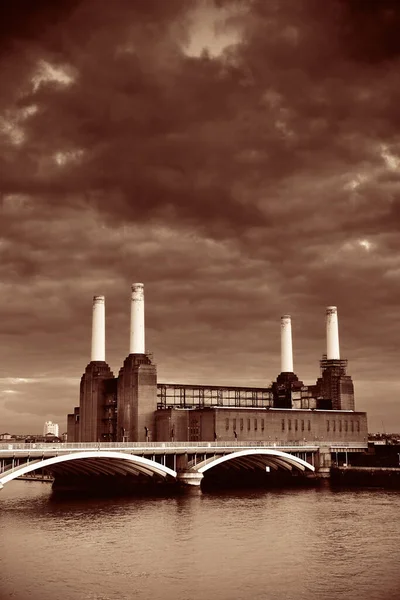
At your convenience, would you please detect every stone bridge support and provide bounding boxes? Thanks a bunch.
[315,447,332,477]
[174,453,204,486]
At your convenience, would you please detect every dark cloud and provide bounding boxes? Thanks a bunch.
[2,0,399,237]
[338,0,400,64]
[1,0,400,433]
[0,0,81,53]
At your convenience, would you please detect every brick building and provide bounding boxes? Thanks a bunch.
[67,287,367,445]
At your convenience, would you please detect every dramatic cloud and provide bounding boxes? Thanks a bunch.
[1,0,400,433]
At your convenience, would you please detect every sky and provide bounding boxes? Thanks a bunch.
[1,0,400,435]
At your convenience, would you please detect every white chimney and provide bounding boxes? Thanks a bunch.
[281,315,294,372]
[91,296,105,362]
[130,283,145,354]
[326,306,340,360]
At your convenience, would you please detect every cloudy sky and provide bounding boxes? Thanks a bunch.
[1,0,400,435]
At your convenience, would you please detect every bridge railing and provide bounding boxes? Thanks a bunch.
[328,442,368,449]
[0,440,367,452]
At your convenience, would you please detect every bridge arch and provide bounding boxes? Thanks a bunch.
[193,449,315,475]
[0,451,177,488]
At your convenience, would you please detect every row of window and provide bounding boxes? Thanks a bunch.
[225,418,265,432]
[282,419,311,432]
[224,417,362,435]
[158,387,272,401]
[225,418,312,433]
[158,397,272,408]
[327,420,360,433]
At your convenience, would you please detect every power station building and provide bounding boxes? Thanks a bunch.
[67,284,368,445]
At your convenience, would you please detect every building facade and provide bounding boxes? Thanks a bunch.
[67,285,367,445]
[44,421,59,437]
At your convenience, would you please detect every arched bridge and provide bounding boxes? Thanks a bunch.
[0,451,177,489]
[0,441,329,491]
[193,448,315,474]
[177,448,315,486]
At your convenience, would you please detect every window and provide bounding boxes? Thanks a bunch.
[295,419,298,432]
[254,419,258,431]
[288,419,292,431]
[233,419,236,431]
[247,418,251,431]
[339,420,342,432]
[240,418,244,431]
[351,421,354,433]
[327,420,330,432]
[308,420,311,432]
[189,419,200,441]
[225,418,229,431]
[301,419,304,432]
[333,421,336,432]
[281,419,285,432]
[345,421,348,432]
[261,419,265,431]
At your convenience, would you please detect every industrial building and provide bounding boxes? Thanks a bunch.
[67,285,368,444]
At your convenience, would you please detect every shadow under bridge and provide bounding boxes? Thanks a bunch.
[187,449,316,488]
[0,451,177,492]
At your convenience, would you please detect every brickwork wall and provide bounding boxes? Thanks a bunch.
[79,362,114,442]
[73,407,80,442]
[339,378,355,411]
[214,409,367,443]
[155,407,368,444]
[117,355,157,442]
[67,414,75,442]
[102,378,117,441]
[136,365,157,442]
[117,359,133,441]
[154,408,189,442]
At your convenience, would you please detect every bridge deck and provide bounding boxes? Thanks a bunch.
[0,442,368,488]
[0,440,367,460]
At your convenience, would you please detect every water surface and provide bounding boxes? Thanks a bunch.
[1,481,399,600]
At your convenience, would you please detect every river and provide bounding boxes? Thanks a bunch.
[0,481,399,600]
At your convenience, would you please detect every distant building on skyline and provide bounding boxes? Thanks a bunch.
[43,421,59,438]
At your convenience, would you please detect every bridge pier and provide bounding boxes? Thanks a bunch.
[175,454,189,470]
[315,447,332,478]
[176,472,204,487]
[175,454,204,486]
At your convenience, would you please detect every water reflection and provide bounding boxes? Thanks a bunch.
[1,481,400,600]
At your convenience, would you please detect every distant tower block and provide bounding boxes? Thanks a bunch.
[281,315,294,373]
[326,306,340,360]
[130,283,145,354]
[91,296,105,362]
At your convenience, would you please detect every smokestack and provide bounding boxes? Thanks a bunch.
[281,315,294,373]
[326,306,340,359]
[91,296,105,362]
[130,283,145,354]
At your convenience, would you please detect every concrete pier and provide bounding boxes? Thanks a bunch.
[176,472,204,486]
